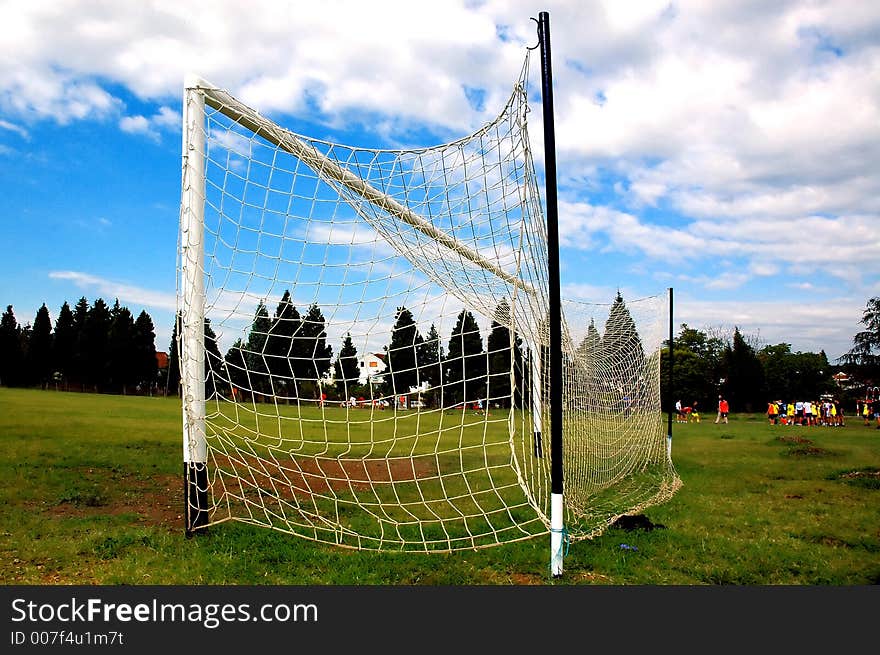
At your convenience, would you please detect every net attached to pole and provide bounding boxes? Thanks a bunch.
[178,51,680,552]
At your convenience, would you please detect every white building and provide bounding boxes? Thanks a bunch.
[359,352,387,385]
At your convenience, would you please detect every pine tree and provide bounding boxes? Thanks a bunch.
[445,309,485,407]
[71,297,90,388]
[334,333,360,398]
[167,312,181,395]
[52,301,75,388]
[601,292,647,409]
[418,323,443,406]
[28,304,53,388]
[244,301,272,397]
[224,338,249,399]
[721,327,764,412]
[204,318,223,398]
[266,290,301,388]
[300,303,333,383]
[486,299,522,408]
[386,306,423,396]
[108,299,136,393]
[167,312,224,398]
[84,298,112,390]
[133,310,158,393]
[0,305,22,386]
[576,318,601,362]
[18,322,32,384]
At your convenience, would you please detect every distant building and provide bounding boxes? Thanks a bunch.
[156,351,169,370]
[832,371,852,388]
[359,353,386,384]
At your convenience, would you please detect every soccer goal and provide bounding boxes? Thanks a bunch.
[178,13,680,574]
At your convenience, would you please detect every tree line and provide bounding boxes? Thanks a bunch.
[0,291,658,411]
[660,295,880,413]
[7,291,876,415]
[165,291,530,409]
[0,299,158,394]
[167,290,647,411]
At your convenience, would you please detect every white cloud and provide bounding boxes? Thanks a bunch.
[676,294,867,361]
[0,119,28,139]
[559,199,880,289]
[119,114,151,135]
[48,271,177,312]
[119,106,180,140]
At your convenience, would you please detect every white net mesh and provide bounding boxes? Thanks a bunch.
[178,52,680,552]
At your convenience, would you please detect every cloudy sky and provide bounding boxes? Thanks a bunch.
[1,0,878,361]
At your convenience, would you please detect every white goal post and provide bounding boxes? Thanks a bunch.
[178,39,680,572]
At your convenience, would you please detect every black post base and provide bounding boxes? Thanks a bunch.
[184,462,209,536]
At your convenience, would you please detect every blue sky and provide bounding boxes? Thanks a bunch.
[1,0,878,362]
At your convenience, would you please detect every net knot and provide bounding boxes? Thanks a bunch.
[551,525,570,556]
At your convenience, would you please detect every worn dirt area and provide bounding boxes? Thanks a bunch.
[211,452,439,499]
[42,468,181,530]
[38,454,439,534]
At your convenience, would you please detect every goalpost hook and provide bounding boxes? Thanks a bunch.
[527,16,541,50]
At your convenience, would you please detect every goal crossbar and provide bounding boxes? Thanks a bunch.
[186,75,536,296]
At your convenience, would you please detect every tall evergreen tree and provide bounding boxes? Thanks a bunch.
[334,333,360,398]
[721,326,765,412]
[418,323,443,406]
[300,303,333,383]
[602,292,647,406]
[385,306,423,396]
[266,290,301,387]
[486,299,522,408]
[204,318,223,398]
[243,301,272,397]
[71,297,90,387]
[167,312,181,395]
[576,318,601,362]
[84,298,112,390]
[133,310,158,393]
[602,291,646,394]
[602,292,645,364]
[108,299,136,393]
[224,338,249,398]
[52,301,75,388]
[445,309,485,407]
[27,304,53,388]
[167,313,224,398]
[0,305,22,386]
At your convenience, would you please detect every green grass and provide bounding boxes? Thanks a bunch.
[1,387,879,584]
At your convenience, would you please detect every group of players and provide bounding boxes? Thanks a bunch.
[766,399,845,426]
[674,396,880,429]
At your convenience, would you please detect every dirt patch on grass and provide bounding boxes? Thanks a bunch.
[507,572,547,585]
[211,452,439,499]
[43,468,181,530]
[776,435,813,444]
[786,445,833,457]
[38,455,440,534]
[835,468,880,489]
[773,435,833,457]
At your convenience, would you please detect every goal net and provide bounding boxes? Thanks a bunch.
[178,52,680,552]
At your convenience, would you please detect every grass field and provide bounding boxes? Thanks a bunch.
[1,386,878,585]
